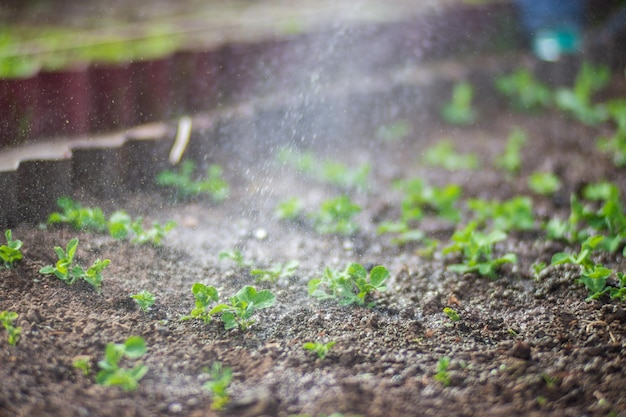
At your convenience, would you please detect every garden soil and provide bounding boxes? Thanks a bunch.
[2,73,626,417]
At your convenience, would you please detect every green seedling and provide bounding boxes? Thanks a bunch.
[528,172,561,195]
[156,160,229,202]
[395,179,462,223]
[47,197,107,232]
[73,356,92,376]
[303,340,336,360]
[444,222,517,279]
[107,210,133,240]
[130,218,176,246]
[96,336,148,391]
[203,361,232,411]
[597,99,626,167]
[130,290,156,312]
[0,229,23,268]
[443,307,461,322]
[182,283,220,324]
[311,195,361,235]
[423,140,479,171]
[183,284,275,331]
[376,120,412,142]
[210,286,276,331]
[434,356,452,387]
[308,263,389,307]
[554,62,610,126]
[278,149,370,191]
[377,221,426,245]
[0,310,21,345]
[219,249,252,268]
[467,196,535,232]
[251,260,299,283]
[441,82,477,125]
[495,69,552,111]
[275,197,304,221]
[494,128,527,175]
[531,262,547,279]
[39,238,110,290]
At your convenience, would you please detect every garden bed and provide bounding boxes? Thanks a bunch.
[2,43,626,417]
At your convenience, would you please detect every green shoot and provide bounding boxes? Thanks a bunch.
[209,285,276,331]
[38,238,110,290]
[528,172,561,195]
[443,307,460,322]
[130,218,176,246]
[495,69,552,111]
[73,356,92,376]
[0,310,21,345]
[218,249,252,268]
[597,99,626,167]
[434,356,452,386]
[494,128,527,175]
[275,197,303,221]
[251,260,299,283]
[467,196,535,232]
[394,179,462,223]
[303,340,336,360]
[376,120,412,142]
[203,362,232,411]
[95,336,148,391]
[553,62,610,126]
[182,283,220,324]
[308,263,389,307]
[423,140,479,171]
[107,210,133,240]
[130,290,156,312]
[47,197,107,232]
[156,160,229,202]
[441,82,477,125]
[0,229,23,268]
[444,222,517,279]
[310,195,361,235]
[278,149,370,191]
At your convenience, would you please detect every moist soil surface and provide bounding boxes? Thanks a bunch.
[2,71,626,417]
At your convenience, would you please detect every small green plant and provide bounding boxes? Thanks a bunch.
[278,149,370,191]
[434,356,452,386]
[39,238,110,290]
[203,361,233,411]
[495,69,551,111]
[275,197,304,221]
[467,196,535,232]
[183,284,276,331]
[396,179,462,223]
[443,307,461,322]
[423,140,479,171]
[310,195,361,235]
[130,218,176,246]
[0,310,21,345]
[494,128,527,175]
[444,222,517,279]
[597,99,626,167]
[251,260,299,283]
[73,356,92,376]
[303,340,336,360]
[441,82,477,125]
[156,160,229,202]
[375,120,412,142]
[130,290,156,312]
[308,263,389,307]
[553,62,610,126]
[47,197,107,232]
[218,249,252,268]
[0,229,23,268]
[95,336,148,391]
[528,172,561,195]
[209,285,276,331]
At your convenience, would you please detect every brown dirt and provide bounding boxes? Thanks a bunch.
[2,70,626,417]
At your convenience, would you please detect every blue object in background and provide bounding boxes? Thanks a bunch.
[515,0,585,61]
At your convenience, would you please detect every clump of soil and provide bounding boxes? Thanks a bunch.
[1,70,626,417]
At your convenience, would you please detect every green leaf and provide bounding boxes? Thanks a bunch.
[221,311,238,330]
[123,336,147,359]
[369,266,390,288]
